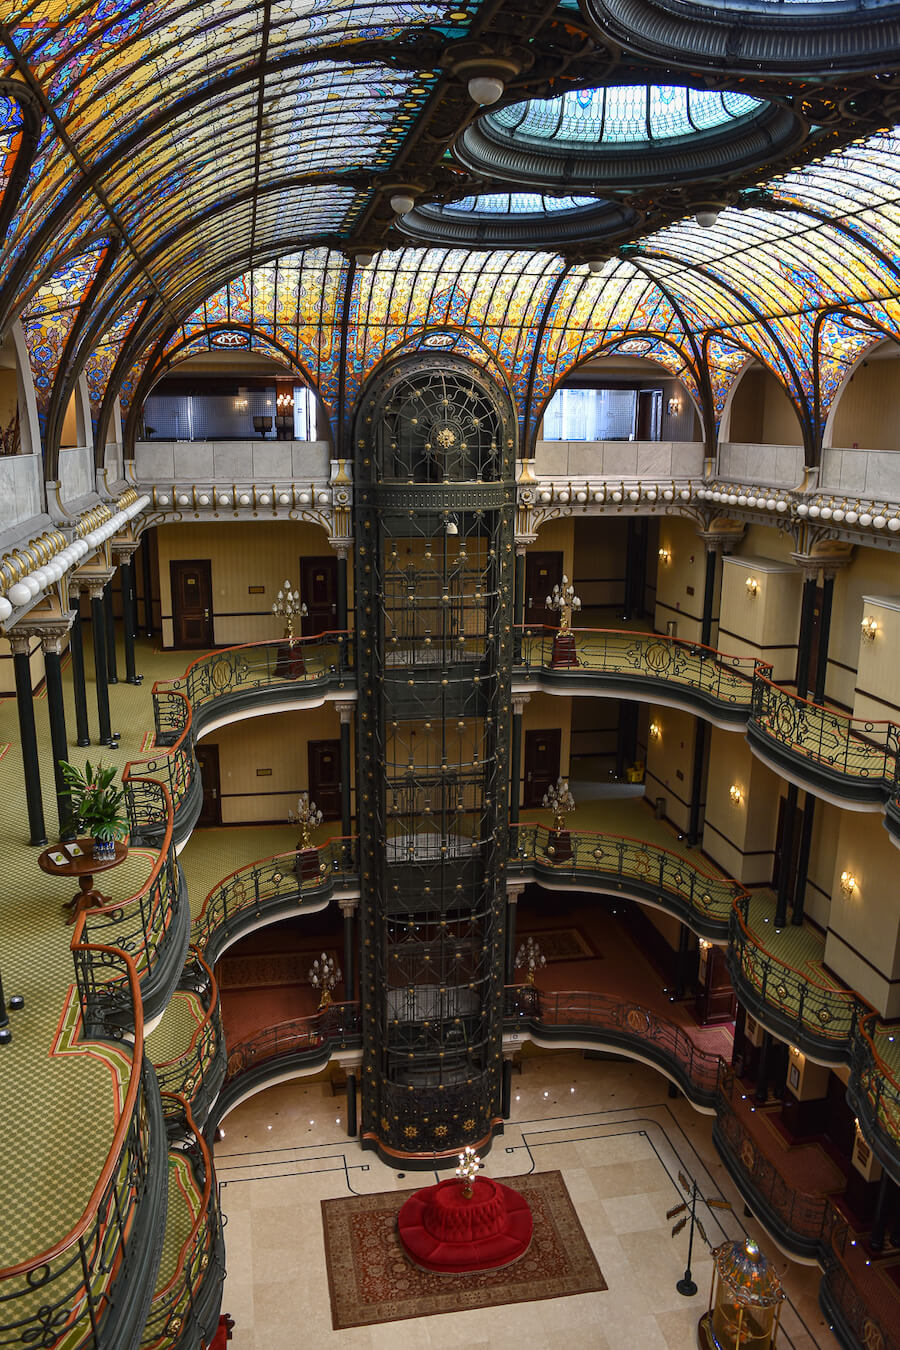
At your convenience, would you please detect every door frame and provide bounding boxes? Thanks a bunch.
[523,727,562,809]
[195,742,222,827]
[170,558,214,649]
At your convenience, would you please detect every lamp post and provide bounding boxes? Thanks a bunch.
[273,579,308,647]
[666,1167,732,1298]
[546,575,580,666]
[291,790,324,850]
[309,951,342,1009]
[542,775,575,864]
[514,935,546,986]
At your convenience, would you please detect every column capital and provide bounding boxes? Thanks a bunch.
[791,540,854,581]
[111,542,139,565]
[330,540,352,560]
[8,612,76,656]
[338,897,359,918]
[334,700,356,724]
[505,882,525,903]
[511,692,531,715]
[81,570,116,601]
[697,522,745,554]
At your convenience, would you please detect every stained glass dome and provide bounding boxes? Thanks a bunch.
[489,86,764,147]
[442,194,601,215]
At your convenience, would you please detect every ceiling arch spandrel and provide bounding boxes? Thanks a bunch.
[20,240,109,418]
[0,92,24,205]
[814,312,888,429]
[705,336,752,435]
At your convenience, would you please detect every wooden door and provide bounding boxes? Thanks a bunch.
[300,555,338,635]
[171,560,213,648]
[308,738,342,820]
[195,743,221,827]
[523,728,561,808]
[524,552,563,628]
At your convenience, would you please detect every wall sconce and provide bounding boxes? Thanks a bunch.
[649,720,661,740]
[699,939,712,952]
[658,546,671,565]
[745,576,760,597]
[861,616,878,641]
[667,396,681,417]
[729,784,743,805]
[840,870,857,896]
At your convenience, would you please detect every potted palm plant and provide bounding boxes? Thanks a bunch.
[59,760,129,860]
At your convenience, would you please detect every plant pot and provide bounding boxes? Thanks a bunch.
[92,836,117,861]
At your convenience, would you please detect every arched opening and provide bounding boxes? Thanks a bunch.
[721,361,804,484]
[0,323,43,532]
[825,338,900,452]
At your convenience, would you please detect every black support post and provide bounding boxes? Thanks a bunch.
[43,640,73,839]
[12,639,47,846]
[68,605,91,747]
[336,552,348,632]
[775,782,799,927]
[90,587,114,745]
[754,1029,771,1104]
[141,530,154,637]
[792,795,815,925]
[795,572,818,698]
[700,545,717,648]
[345,1071,357,1137]
[501,1058,513,1118]
[674,924,693,1000]
[870,1173,893,1253]
[342,902,356,1003]
[687,721,708,847]
[119,555,139,684]
[814,573,836,705]
[505,891,520,985]
[103,582,118,684]
[509,705,523,832]
[339,708,352,840]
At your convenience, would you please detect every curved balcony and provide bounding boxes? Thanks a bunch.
[124,706,202,850]
[72,779,189,1030]
[210,1003,362,1127]
[503,986,722,1108]
[0,948,168,1350]
[727,894,866,1062]
[515,625,767,726]
[140,1096,225,1350]
[511,822,742,941]
[154,632,354,743]
[146,950,226,1127]
[191,837,360,966]
[847,1013,900,1187]
[748,676,899,809]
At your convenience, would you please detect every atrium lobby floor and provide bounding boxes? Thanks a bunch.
[214,1054,835,1350]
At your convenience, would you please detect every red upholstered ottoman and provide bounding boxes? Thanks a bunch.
[397,1176,533,1273]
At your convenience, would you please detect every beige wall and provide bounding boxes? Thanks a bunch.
[156,519,337,648]
[570,692,619,767]
[829,352,900,451]
[801,797,840,932]
[518,693,572,810]
[718,553,803,684]
[826,549,900,711]
[654,516,709,643]
[211,705,343,825]
[728,368,803,446]
[824,811,900,1017]
[573,516,627,611]
[60,389,79,449]
[852,594,900,723]
[703,727,781,884]
[644,703,697,833]
[529,518,574,589]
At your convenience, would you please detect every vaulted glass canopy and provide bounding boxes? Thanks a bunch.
[489,86,764,147]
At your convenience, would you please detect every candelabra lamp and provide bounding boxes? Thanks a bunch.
[546,576,580,666]
[515,935,546,986]
[291,791,324,882]
[698,1237,784,1350]
[542,776,575,863]
[273,579,309,677]
[309,951,342,1009]
[455,1145,481,1199]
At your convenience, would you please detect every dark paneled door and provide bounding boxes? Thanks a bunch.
[523,728,561,808]
[300,555,338,635]
[170,559,213,648]
[524,551,563,628]
[308,738,342,820]
[196,743,221,826]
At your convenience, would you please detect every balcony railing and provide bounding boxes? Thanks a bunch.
[516,625,768,713]
[511,822,742,937]
[848,1013,900,1186]
[503,985,722,1104]
[749,676,900,796]
[192,837,360,964]
[71,778,182,1034]
[153,632,353,742]
[0,949,161,1349]
[152,950,227,1126]
[728,894,867,1060]
[124,709,199,845]
[223,1002,362,1084]
[140,1096,224,1350]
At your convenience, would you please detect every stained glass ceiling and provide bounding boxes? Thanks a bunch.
[490,87,765,146]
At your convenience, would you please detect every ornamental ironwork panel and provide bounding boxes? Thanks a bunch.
[354,354,515,1158]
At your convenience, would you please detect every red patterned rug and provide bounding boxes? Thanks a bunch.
[321,1170,607,1329]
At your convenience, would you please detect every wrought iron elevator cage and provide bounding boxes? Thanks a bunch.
[353,355,516,1162]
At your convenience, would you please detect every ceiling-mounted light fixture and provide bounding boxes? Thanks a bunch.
[694,203,725,229]
[587,259,604,274]
[356,252,375,268]
[450,53,523,106]
[468,74,505,106]
[390,190,418,215]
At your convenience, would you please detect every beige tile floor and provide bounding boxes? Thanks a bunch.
[214,1053,836,1350]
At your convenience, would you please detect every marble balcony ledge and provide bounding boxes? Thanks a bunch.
[700,480,900,540]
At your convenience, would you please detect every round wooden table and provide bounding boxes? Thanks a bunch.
[37,839,129,925]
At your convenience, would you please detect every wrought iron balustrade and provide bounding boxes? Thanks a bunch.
[728,895,867,1056]
[750,676,900,787]
[124,706,198,843]
[848,1012,900,1183]
[192,836,360,959]
[504,986,722,1101]
[516,625,768,707]
[0,951,156,1349]
[224,1002,361,1081]
[511,822,741,932]
[140,1096,223,1350]
[152,950,226,1124]
[72,778,180,1034]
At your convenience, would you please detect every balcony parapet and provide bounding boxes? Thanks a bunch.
[727,894,867,1063]
[124,708,202,850]
[699,478,900,545]
[72,778,189,1030]
[0,948,168,1350]
[847,1013,900,1188]
[503,986,722,1108]
[149,950,226,1129]
[511,822,741,941]
[192,839,360,967]
[140,1096,225,1350]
